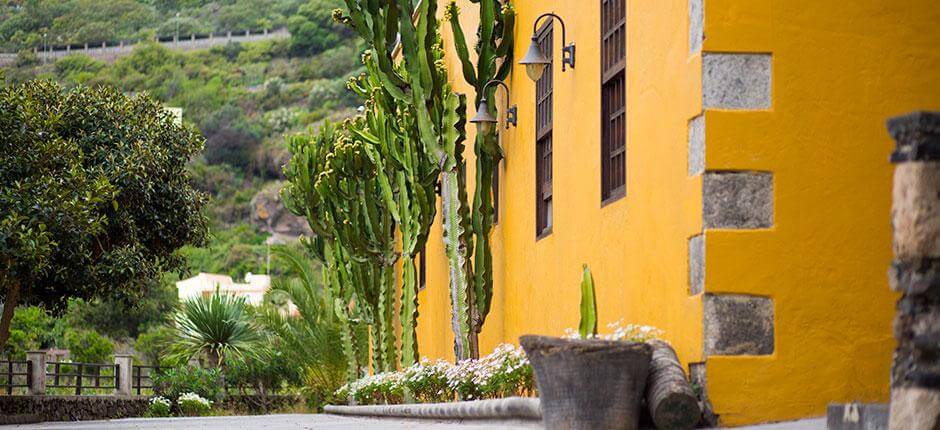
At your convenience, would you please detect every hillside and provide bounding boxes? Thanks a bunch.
[0,0,361,342]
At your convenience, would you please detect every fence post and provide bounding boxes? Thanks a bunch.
[113,354,133,396]
[25,351,45,395]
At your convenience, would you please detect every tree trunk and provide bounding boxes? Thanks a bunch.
[207,349,220,368]
[645,340,701,430]
[0,280,21,353]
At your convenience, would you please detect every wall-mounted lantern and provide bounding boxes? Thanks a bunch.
[470,80,517,135]
[519,12,575,82]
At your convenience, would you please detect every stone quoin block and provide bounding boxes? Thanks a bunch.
[889,259,940,296]
[688,115,705,176]
[703,53,772,109]
[703,294,774,355]
[689,234,704,295]
[689,0,703,54]
[890,162,940,259]
[887,111,940,259]
[703,172,774,229]
[891,387,940,429]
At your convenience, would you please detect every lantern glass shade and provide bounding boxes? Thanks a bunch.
[477,120,495,136]
[470,99,498,135]
[519,38,550,82]
[525,63,547,82]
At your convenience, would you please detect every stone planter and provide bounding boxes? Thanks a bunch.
[520,335,652,430]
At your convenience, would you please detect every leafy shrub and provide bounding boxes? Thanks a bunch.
[2,306,55,359]
[147,396,172,417]
[135,325,175,366]
[153,366,224,403]
[177,392,213,416]
[224,347,299,396]
[63,329,114,364]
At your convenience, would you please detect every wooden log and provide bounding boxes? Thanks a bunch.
[646,340,700,430]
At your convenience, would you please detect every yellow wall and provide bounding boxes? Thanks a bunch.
[701,0,940,425]
[419,0,703,378]
[416,0,940,426]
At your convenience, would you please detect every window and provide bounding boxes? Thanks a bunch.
[601,0,626,202]
[418,246,427,291]
[535,22,554,237]
[493,166,500,225]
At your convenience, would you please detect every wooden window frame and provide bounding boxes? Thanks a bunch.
[492,165,500,225]
[535,22,554,239]
[601,0,627,204]
[418,246,427,291]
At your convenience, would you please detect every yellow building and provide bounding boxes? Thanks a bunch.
[415,0,940,426]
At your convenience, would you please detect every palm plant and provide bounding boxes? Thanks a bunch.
[170,292,262,368]
[258,246,347,406]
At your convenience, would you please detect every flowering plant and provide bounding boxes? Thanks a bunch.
[147,396,172,417]
[336,344,534,405]
[564,319,663,342]
[177,392,213,416]
[404,359,453,403]
[336,371,405,405]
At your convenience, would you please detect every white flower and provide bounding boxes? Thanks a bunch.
[178,392,212,407]
[150,396,171,407]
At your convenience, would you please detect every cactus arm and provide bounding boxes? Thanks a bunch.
[471,148,496,329]
[579,264,598,338]
[475,0,496,103]
[495,2,515,58]
[445,2,478,87]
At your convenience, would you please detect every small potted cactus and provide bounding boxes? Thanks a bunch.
[520,265,653,430]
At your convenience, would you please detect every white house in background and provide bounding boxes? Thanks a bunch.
[176,272,271,306]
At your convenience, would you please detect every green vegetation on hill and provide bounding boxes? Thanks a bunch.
[0,0,316,51]
[0,0,362,352]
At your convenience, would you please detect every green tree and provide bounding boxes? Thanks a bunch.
[2,305,55,359]
[62,328,114,363]
[135,325,175,366]
[287,0,350,55]
[59,277,177,340]
[0,80,208,351]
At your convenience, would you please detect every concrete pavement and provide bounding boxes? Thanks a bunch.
[1,414,826,429]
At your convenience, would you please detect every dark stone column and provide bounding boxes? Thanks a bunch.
[886,111,940,429]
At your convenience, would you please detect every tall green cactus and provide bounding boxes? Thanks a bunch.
[283,119,401,374]
[443,0,515,359]
[337,0,481,363]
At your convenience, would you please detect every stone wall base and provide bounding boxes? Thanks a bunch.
[0,395,149,424]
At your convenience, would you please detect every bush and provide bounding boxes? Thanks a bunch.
[2,306,55,359]
[177,392,213,416]
[152,367,224,403]
[147,396,172,417]
[63,329,114,364]
[135,325,175,366]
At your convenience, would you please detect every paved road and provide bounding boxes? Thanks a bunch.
[2,414,826,429]
[1,415,540,430]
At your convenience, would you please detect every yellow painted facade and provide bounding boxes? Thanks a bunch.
[415,0,940,426]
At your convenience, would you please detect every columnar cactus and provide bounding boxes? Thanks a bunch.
[444,0,516,359]
[336,0,477,362]
[282,120,399,375]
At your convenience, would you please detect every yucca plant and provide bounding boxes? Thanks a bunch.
[170,292,262,368]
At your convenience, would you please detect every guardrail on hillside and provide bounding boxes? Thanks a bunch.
[0,27,290,67]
